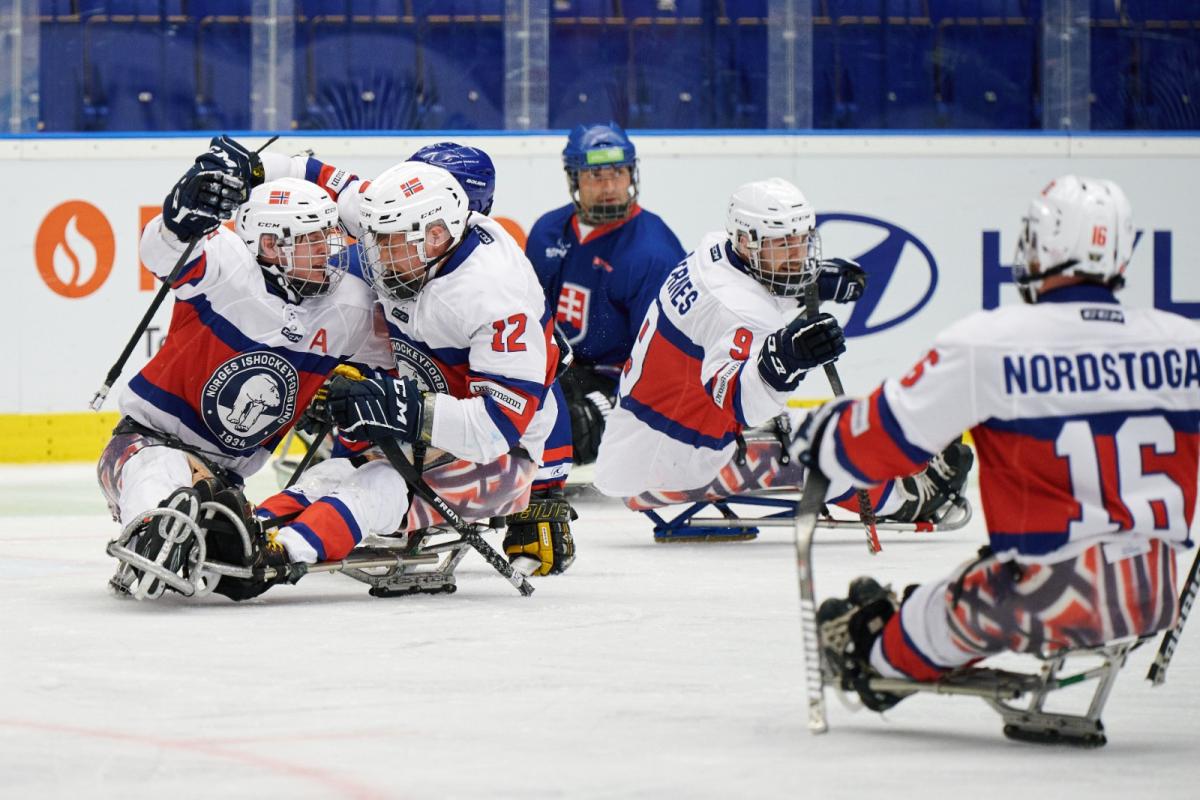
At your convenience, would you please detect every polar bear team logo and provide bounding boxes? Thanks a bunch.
[392,338,449,393]
[202,353,299,450]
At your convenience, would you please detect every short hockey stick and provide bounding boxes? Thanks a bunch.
[1147,544,1200,685]
[375,438,535,597]
[285,421,333,489]
[90,135,278,410]
[803,283,881,554]
[795,464,831,734]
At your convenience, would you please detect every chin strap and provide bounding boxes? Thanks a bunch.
[260,264,303,304]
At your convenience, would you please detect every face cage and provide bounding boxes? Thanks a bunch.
[275,228,349,298]
[744,229,822,298]
[359,231,437,302]
[567,164,639,225]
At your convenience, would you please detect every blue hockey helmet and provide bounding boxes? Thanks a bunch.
[561,122,639,224]
[408,141,496,216]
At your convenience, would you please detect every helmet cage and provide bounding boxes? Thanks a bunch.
[359,220,452,302]
[237,178,348,300]
[741,228,822,298]
[566,163,640,225]
[264,225,348,299]
[356,162,470,302]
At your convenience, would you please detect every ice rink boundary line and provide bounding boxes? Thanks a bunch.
[0,401,976,463]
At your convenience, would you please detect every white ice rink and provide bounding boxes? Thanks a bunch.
[1,463,1197,799]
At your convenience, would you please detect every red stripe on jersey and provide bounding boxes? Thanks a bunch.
[973,425,1200,538]
[541,445,573,464]
[573,205,643,245]
[835,387,926,483]
[316,164,339,199]
[1144,431,1199,529]
[628,330,740,443]
[469,373,539,436]
[880,614,945,681]
[542,318,560,387]
[139,300,239,399]
[295,500,358,562]
[170,253,208,288]
[431,357,471,398]
[971,426,1080,536]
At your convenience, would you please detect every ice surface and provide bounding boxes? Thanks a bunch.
[1,464,1197,798]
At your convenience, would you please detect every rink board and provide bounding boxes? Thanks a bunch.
[3,133,1198,460]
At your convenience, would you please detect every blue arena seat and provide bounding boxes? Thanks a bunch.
[416,1,505,129]
[298,15,422,129]
[935,12,1038,128]
[549,6,632,129]
[831,5,937,128]
[39,18,86,131]
[78,16,200,131]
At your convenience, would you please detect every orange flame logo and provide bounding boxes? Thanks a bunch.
[36,201,115,298]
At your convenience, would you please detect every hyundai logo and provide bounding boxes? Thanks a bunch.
[816,213,938,337]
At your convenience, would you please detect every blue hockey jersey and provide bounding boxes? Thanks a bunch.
[526,203,685,372]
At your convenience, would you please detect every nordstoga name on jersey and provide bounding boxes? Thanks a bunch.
[1003,347,1200,395]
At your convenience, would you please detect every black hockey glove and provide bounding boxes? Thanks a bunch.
[325,373,424,444]
[757,313,846,393]
[296,375,339,436]
[568,391,614,465]
[197,135,264,193]
[816,258,867,303]
[162,165,245,240]
[503,490,577,576]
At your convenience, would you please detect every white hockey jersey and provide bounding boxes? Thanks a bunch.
[816,284,1200,562]
[122,219,386,479]
[262,153,559,464]
[375,214,559,464]
[595,232,804,496]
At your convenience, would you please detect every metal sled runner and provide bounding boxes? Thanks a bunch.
[107,495,526,601]
[866,638,1147,747]
[646,488,973,543]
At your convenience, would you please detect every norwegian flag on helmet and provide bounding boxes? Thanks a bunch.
[268,190,291,205]
[401,178,424,197]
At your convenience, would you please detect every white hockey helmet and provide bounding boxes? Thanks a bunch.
[236,177,347,299]
[725,178,821,297]
[1014,175,1134,302]
[357,162,470,301]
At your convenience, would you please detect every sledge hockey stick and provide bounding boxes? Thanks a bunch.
[90,135,278,410]
[285,421,333,489]
[1147,544,1200,685]
[795,463,831,734]
[374,438,535,597]
[803,283,881,554]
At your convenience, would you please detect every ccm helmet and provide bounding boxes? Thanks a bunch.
[236,177,347,299]
[357,162,470,301]
[725,178,821,298]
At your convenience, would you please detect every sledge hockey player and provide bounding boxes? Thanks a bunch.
[98,137,386,600]
[593,177,971,534]
[791,176,1196,723]
[526,122,686,475]
[247,153,573,586]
